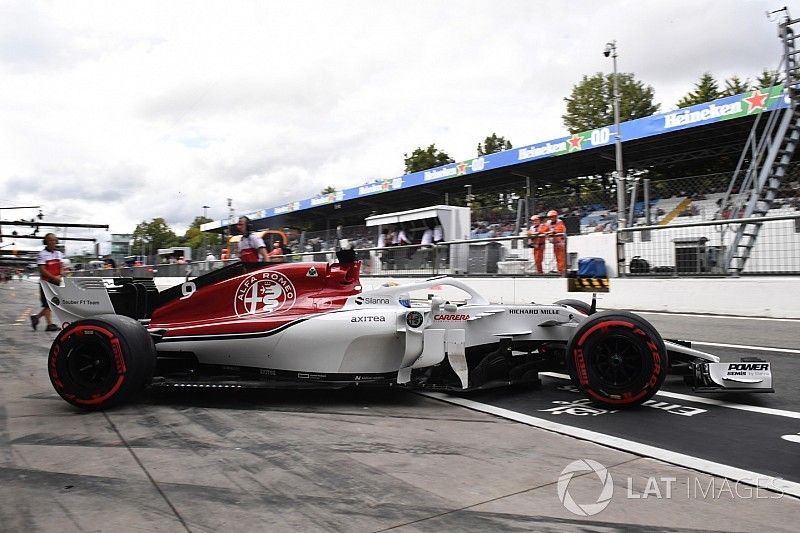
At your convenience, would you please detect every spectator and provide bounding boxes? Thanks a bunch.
[527,215,547,274]
[420,221,434,247]
[433,221,444,243]
[377,228,388,249]
[268,241,284,262]
[236,216,269,262]
[396,225,412,246]
[545,209,567,274]
[31,233,63,332]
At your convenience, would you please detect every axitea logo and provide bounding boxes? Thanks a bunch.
[351,316,386,323]
[557,459,614,516]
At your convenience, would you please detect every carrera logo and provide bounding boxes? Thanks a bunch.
[433,314,470,321]
[727,363,769,371]
[234,271,296,317]
[351,316,386,322]
[355,296,391,305]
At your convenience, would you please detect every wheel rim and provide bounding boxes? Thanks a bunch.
[587,332,645,389]
[65,338,116,390]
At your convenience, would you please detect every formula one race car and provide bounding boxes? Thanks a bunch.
[43,250,773,410]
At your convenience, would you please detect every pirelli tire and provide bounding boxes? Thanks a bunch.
[565,310,667,408]
[48,314,156,410]
[554,299,591,316]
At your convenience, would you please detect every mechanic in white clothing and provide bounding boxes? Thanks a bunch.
[432,222,443,244]
[236,216,269,262]
[31,233,64,331]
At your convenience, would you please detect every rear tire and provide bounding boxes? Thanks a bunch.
[48,314,156,410]
[565,311,667,408]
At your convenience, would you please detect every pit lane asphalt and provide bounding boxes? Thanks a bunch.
[1,278,798,532]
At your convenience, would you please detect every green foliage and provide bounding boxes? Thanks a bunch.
[726,75,751,95]
[754,69,779,89]
[722,75,750,97]
[403,144,454,174]
[130,218,179,255]
[182,216,220,253]
[676,73,721,108]
[320,185,337,195]
[562,72,659,133]
[477,133,512,156]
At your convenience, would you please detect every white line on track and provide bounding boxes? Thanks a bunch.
[635,310,800,323]
[540,372,800,420]
[688,340,800,355]
[419,391,800,499]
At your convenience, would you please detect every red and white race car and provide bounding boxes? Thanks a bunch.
[43,250,773,410]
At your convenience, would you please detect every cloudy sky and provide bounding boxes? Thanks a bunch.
[0,0,785,254]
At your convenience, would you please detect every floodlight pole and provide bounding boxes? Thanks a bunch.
[605,41,626,230]
[202,205,210,256]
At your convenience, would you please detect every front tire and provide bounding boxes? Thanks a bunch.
[554,299,591,316]
[48,314,156,410]
[565,311,667,408]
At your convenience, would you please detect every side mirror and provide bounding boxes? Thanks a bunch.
[430,296,445,309]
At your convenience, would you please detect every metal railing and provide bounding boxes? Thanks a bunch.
[72,234,570,279]
[618,213,800,276]
[68,213,800,280]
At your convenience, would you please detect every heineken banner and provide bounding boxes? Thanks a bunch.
[201,86,788,231]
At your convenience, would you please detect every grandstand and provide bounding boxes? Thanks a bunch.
[198,16,800,277]
[201,87,792,238]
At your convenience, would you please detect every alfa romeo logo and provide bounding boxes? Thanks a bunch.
[406,311,423,328]
[557,459,613,516]
[234,271,296,317]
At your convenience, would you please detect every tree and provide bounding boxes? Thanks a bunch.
[676,73,721,108]
[403,144,454,174]
[182,216,220,254]
[722,75,750,97]
[754,68,779,89]
[477,133,512,156]
[562,72,659,133]
[320,186,337,195]
[130,218,179,256]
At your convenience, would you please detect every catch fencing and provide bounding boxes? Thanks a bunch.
[618,213,800,276]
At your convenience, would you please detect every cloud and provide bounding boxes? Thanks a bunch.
[0,0,784,256]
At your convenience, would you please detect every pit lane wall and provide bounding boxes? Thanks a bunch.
[153,275,800,318]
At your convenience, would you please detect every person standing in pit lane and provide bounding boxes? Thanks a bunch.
[236,216,269,262]
[31,233,64,332]
[527,214,547,274]
[268,241,284,262]
[545,209,567,274]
